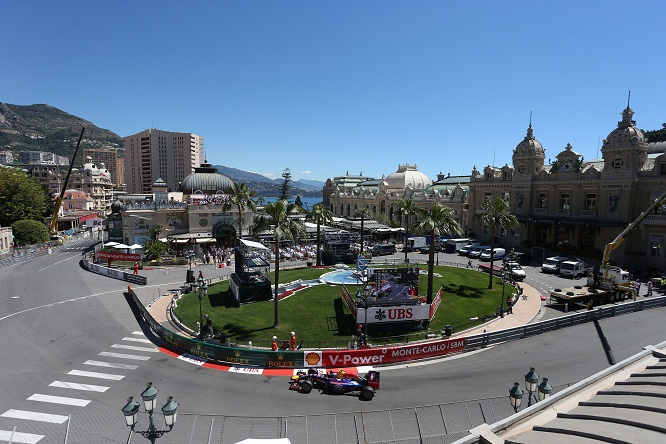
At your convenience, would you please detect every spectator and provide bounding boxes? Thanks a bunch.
[271,336,278,351]
[289,331,297,351]
[133,262,139,275]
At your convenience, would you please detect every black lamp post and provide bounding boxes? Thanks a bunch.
[500,266,507,318]
[508,367,553,412]
[122,382,178,443]
[195,277,207,335]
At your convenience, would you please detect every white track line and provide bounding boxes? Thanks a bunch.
[49,381,109,392]
[27,394,90,407]
[0,429,44,444]
[83,360,139,370]
[1,409,69,424]
[66,370,124,381]
[99,351,151,361]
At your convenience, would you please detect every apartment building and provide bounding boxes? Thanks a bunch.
[83,147,125,187]
[123,129,204,194]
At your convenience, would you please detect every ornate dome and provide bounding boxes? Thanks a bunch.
[81,156,99,175]
[179,162,234,194]
[603,106,647,149]
[383,164,432,190]
[110,198,125,213]
[514,124,545,156]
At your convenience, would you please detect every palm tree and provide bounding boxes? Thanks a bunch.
[148,223,164,241]
[353,206,373,255]
[224,182,257,247]
[305,204,333,266]
[416,203,462,303]
[474,197,519,289]
[252,200,306,328]
[397,197,418,260]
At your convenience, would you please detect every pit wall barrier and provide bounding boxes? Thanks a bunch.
[84,259,148,285]
[128,285,666,370]
[128,287,467,369]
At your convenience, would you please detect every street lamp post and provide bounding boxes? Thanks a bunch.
[508,367,553,412]
[500,266,507,318]
[195,277,206,335]
[122,382,178,443]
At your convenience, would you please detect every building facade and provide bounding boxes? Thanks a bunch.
[467,105,666,274]
[326,164,470,234]
[324,105,665,274]
[83,147,125,187]
[123,129,204,194]
[18,151,69,165]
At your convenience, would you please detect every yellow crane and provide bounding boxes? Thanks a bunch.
[49,127,85,234]
[601,188,666,280]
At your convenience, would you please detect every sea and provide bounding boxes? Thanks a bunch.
[262,196,323,210]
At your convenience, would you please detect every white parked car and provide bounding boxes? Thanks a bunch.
[503,261,526,281]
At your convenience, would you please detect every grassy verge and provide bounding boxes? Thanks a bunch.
[172,266,509,347]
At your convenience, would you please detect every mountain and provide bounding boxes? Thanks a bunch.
[212,164,322,197]
[0,103,122,164]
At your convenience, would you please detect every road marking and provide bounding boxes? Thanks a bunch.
[122,337,152,343]
[110,344,159,353]
[132,331,145,336]
[1,409,69,424]
[99,351,150,361]
[37,253,81,272]
[27,394,90,407]
[67,370,124,381]
[84,360,139,370]
[49,381,109,392]
[0,429,44,443]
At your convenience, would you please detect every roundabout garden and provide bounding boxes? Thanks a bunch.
[172,264,513,349]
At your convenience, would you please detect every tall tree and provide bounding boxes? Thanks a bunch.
[279,168,292,201]
[305,204,333,266]
[416,203,462,303]
[224,182,257,246]
[252,200,306,328]
[397,197,418,260]
[0,166,48,227]
[148,224,164,240]
[474,197,519,289]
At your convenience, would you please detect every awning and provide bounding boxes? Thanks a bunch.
[241,239,269,250]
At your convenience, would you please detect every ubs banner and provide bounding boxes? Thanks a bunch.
[301,337,467,368]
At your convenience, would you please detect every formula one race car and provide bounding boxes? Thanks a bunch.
[289,369,380,400]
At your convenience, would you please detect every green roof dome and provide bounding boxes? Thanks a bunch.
[179,162,234,194]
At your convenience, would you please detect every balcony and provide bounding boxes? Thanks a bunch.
[534,208,547,214]
[645,214,666,225]
[556,209,570,216]
[580,210,596,218]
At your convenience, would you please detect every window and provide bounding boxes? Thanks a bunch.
[504,171,511,181]
[519,166,526,174]
[485,172,493,180]
[560,193,571,210]
[538,193,547,209]
[483,226,489,235]
[502,192,510,204]
[484,192,492,203]
[660,163,666,175]
[649,235,663,257]
[585,193,596,210]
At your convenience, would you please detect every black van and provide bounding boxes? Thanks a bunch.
[371,244,397,256]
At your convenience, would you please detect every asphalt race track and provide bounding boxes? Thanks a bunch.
[0,242,664,443]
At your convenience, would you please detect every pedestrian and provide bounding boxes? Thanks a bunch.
[467,259,473,268]
[133,262,139,275]
[647,280,653,297]
[289,331,297,351]
[198,270,204,279]
[271,336,278,351]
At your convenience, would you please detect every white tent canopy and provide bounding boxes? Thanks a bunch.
[240,239,269,250]
[234,439,291,444]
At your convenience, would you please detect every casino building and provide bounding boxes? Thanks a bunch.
[325,103,666,274]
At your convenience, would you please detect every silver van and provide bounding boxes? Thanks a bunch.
[541,256,569,273]
[559,260,585,278]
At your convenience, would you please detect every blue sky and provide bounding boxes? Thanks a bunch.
[4,1,665,183]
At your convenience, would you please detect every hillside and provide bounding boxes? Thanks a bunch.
[213,164,322,197]
[0,103,123,164]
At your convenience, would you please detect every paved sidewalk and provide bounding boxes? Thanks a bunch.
[453,282,545,337]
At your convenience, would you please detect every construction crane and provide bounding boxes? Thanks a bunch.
[601,188,666,279]
[49,127,85,234]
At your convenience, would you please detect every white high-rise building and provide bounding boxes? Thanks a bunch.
[123,129,204,193]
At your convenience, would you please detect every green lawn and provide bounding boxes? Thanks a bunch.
[172,266,509,348]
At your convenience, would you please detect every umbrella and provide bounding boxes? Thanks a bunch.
[112,243,131,249]
[104,241,119,247]
[128,244,143,249]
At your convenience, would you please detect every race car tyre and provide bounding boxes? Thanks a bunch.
[360,387,375,400]
[300,381,313,394]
